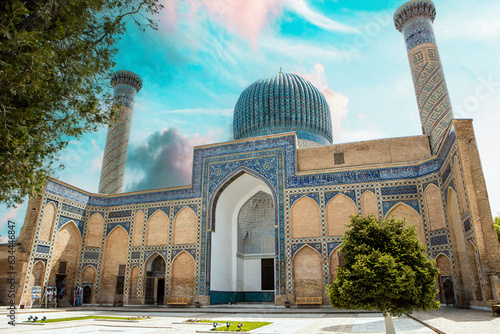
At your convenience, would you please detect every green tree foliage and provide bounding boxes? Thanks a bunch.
[0,0,162,206]
[327,215,440,317]
[494,215,500,243]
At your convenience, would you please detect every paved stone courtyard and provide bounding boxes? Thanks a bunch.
[0,306,498,333]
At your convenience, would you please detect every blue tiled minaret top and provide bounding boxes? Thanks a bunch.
[233,72,333,147]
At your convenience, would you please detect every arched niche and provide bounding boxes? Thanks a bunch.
[146,210,168,246]
[81,265,97,304]
[131,211,144,247]
[171,251,195,299]
[385,203,425,244]
[25,260,46,307]
[144,253,166,305]
[329,245,342,284]
[424,184,446,231]
[210,172,276,303]
[173,207,197,245]
[291,196,321,238]
[128,265,140,305]
[327,194,356,237]
[48,221,82,306]
[361,190,378,217]
[38,202,57,241]
[292,245,323,299]
[85,213,104,247]
[453,157,467,214]
[468,242,483,301]
[435,254,455,305]
[446,187,473,303]
[100,226,128,305]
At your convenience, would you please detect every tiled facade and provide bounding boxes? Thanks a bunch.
[8,0,500,309]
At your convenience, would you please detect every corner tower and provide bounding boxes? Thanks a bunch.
[98,71,142,194]
[394,0,453,154]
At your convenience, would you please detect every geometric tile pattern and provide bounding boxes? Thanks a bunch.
[98,71,142,194]
[22,122,479,305]
[395,1,453,154]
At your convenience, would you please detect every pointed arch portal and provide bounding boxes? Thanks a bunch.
[210,173,276,304]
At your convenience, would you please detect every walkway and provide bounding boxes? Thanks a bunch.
[0,305,498,333]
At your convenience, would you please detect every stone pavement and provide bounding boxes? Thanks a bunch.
[0,305,498,333]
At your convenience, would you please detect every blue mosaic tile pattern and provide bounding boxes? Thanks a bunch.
[61,203,85,216]
[233,72,333,146]
[83,252,99,260]
[58,216,85,235]
[383,200,420,216]
[430,235,448,246]
[36,245,50,254]
[108,210,132,219]
[381,185,418,196]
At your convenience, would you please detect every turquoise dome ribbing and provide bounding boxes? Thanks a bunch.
[233,72,333,146]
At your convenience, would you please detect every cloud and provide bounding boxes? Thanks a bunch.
[286,0,358,34]
[180,0,283,48]
[125,127,217,191]
[0,206,21,230]
[298,63,350,142]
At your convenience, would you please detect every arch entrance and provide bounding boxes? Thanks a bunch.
[210,173,276,304]
[145,254,166,305]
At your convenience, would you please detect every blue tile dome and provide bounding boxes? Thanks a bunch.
[233,72,333,147]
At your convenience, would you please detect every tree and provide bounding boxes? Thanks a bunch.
[0,0,162,206]
[494,215,500,243]
[327,215,439,334]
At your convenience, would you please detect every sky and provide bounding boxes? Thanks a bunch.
[1,0,500,242]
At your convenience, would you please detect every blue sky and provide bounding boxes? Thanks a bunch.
[1,0,500,241]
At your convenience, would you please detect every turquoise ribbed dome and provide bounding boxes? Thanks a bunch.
[233,72,333,147]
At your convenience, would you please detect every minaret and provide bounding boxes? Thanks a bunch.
[394,0,453,154]
[98,71,142,194]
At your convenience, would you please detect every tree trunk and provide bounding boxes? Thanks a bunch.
[384,313,396,334]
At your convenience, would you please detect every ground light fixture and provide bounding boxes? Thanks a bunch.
[238,323,243,330]
[226,322,231,329]
[213,322,218,329]
[33,316,38,322]
[28,315,33,321]
[41,316,47,321]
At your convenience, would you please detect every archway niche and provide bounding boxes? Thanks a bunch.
[47,222,82,307]
[128,265,140,305]
[446,187,473,304]
[144,254,166,305]
[293,246,324,301]
[100,226,128,305]
[210,172,276,304]
[38,202,56,242]
[81,266,97,304]
[361,191,378,217]
[327,194,356,237]
[385,203,425,244]
[435,254,455,305]
[468,243,483,301]
[424,184,446,231]
[291,196,321,238]
[171,251,195,299]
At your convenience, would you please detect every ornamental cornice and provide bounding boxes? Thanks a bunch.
[111,71,143,92]
[394,0,436,32]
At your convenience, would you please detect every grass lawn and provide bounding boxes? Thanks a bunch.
[212,321,272,331]
[24,315,150,323]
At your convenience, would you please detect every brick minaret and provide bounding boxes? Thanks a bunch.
[98,71,142,194]
[394,0,453,154]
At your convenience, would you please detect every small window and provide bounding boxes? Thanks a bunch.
[118,265,126,276]
[334,152,345,165]
[58,262,67,274]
